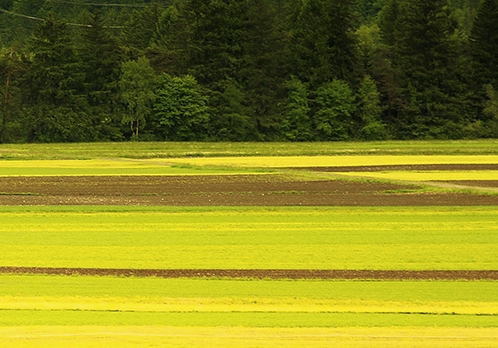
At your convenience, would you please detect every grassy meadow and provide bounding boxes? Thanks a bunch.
[1,275,497,346]
[0,139,498,160]
[1,140,497,347]
[0,140,498,160]
[0,206,497,270]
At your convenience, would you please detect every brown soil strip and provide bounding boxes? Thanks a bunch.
[1,267,497,280]
[1,175,498,206]
[298,164,498,172]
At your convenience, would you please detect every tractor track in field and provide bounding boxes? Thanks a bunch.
[1,267,497,280]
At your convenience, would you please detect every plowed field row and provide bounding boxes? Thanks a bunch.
[1,267,497,280]
[2,164,497,281]
[1,171,498,206]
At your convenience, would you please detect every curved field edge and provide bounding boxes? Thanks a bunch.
[168,155,498,169]
[1,327,497,348]
[1,140,498,160]
[1,155,498,176]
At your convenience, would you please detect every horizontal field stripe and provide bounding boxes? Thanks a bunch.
[1,267,497,280]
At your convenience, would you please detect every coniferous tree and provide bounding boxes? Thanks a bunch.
[377,0,401,48]
[181,0,246,87]
[22,15,90,142]
[289,0,359,90]
[80,11,124,140]
[120,3,164,54]
[177,0,252,140]
[80,12,122,105]
[150,3,188,74]
[239,0,287,139]
[0,47,24,142]
[393,0,469,138]
[470,0,498,89]
[469,0,498,135]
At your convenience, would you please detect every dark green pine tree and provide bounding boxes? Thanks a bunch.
[288,0,359,90]
[238,0,288,139]
[150,3,188,74]
[182,0,246,87]
[354,0,385,23]
[177,0,256,140]
[0,47,24,143]
[22,15,90,142]
[377,0,402,48]
[120,3,164,54]
[80,12,122,106]
[470,0,498,89]
[79,11,124,140]
[394,0,469,139]
[375,0,403,123]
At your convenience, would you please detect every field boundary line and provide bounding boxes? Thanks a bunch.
[1,268,497,280]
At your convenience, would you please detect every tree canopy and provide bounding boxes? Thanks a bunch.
[0,0,496,142]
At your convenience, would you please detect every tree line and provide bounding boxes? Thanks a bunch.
[0,0,497,143]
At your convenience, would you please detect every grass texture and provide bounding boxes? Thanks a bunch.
[1,155,497,176]
[1,275,497,326]
[1,327,497,348]
[1,140,498,160]
[0,206,497,270]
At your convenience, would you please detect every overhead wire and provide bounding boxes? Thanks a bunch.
[0,8,124,28]
[0,2,172,29]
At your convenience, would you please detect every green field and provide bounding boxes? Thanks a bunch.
[0,206,497,270]
[2,327,497,348]
[168,154,498,168]
[1,275,497,346]
[1,141,498,347]
[1,155,497,179]
[0,159,267,176]
[1,140,498,160]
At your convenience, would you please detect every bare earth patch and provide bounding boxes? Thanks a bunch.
[1,174,497,206]
[2,164,496,281]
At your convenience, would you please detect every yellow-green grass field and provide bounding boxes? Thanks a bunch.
[167,154,498,168]
[1,327,497,348]
[1,206,497,346]
[1,155,497,180]
[336,170,498,182]
[1,140,498,160]
[1,276,497,347]
[0,159,269,176]
[1,206,497,270]
[1,141,498,347]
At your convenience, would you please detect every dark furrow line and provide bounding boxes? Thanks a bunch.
[1,267,497,280]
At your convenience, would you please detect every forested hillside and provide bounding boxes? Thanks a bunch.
[0,0,497,142]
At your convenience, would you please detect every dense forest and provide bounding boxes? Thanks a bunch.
[0,0,497,142]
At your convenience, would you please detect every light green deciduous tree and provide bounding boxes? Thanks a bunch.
[119,56,156,139]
